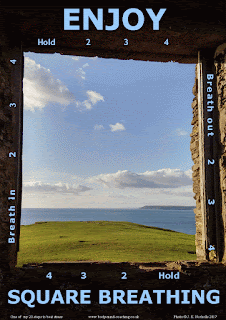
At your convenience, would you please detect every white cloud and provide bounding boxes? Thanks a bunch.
[75,61,88,81]
[24,57,75,112]
[82,100,92,110]
[72,56,82,61]
[23,181,92,194]
[22,171,195,208]
[175,128,188,136]
[109,123,126,132]
[76,67,86,80]
[184,169,192,179]
[88,168,192,189]
[94,124,104,130]
[86,91,104,105]
[72,56,97,61]
[76,91,104,111]
[24,57,104,112]
[141,168,192,187]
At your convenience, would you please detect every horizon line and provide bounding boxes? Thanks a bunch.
[22,205,196,209]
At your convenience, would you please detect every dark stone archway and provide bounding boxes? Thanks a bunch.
[2,4,226,319]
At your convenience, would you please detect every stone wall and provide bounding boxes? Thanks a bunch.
[2,261,226,319]
[190,64,204,260]
[190,51,226,261]
[216,52,226,262]
[0,53,17,270]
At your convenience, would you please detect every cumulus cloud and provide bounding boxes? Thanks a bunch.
[23,57,104,112]
[23,57,76,112]
[109,123,126,132]
[86,91,104,105]
[140,168,192,187]
[88,168,192,189]
[77,90,104,111]
[94,124,104,130]
[23,181,92,194]
[175,128,189,136]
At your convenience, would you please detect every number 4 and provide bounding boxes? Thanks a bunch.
[46,272,52,279]
[164,39,169,45]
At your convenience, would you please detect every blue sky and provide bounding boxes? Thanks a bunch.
[22,52,196,208]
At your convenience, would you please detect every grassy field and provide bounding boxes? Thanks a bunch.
[16,221,196,267]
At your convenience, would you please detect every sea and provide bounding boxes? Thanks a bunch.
[21,208,196,235]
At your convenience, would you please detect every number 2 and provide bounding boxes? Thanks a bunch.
[208,159,215,165]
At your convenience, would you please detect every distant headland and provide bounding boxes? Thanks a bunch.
[140,205,195,210]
